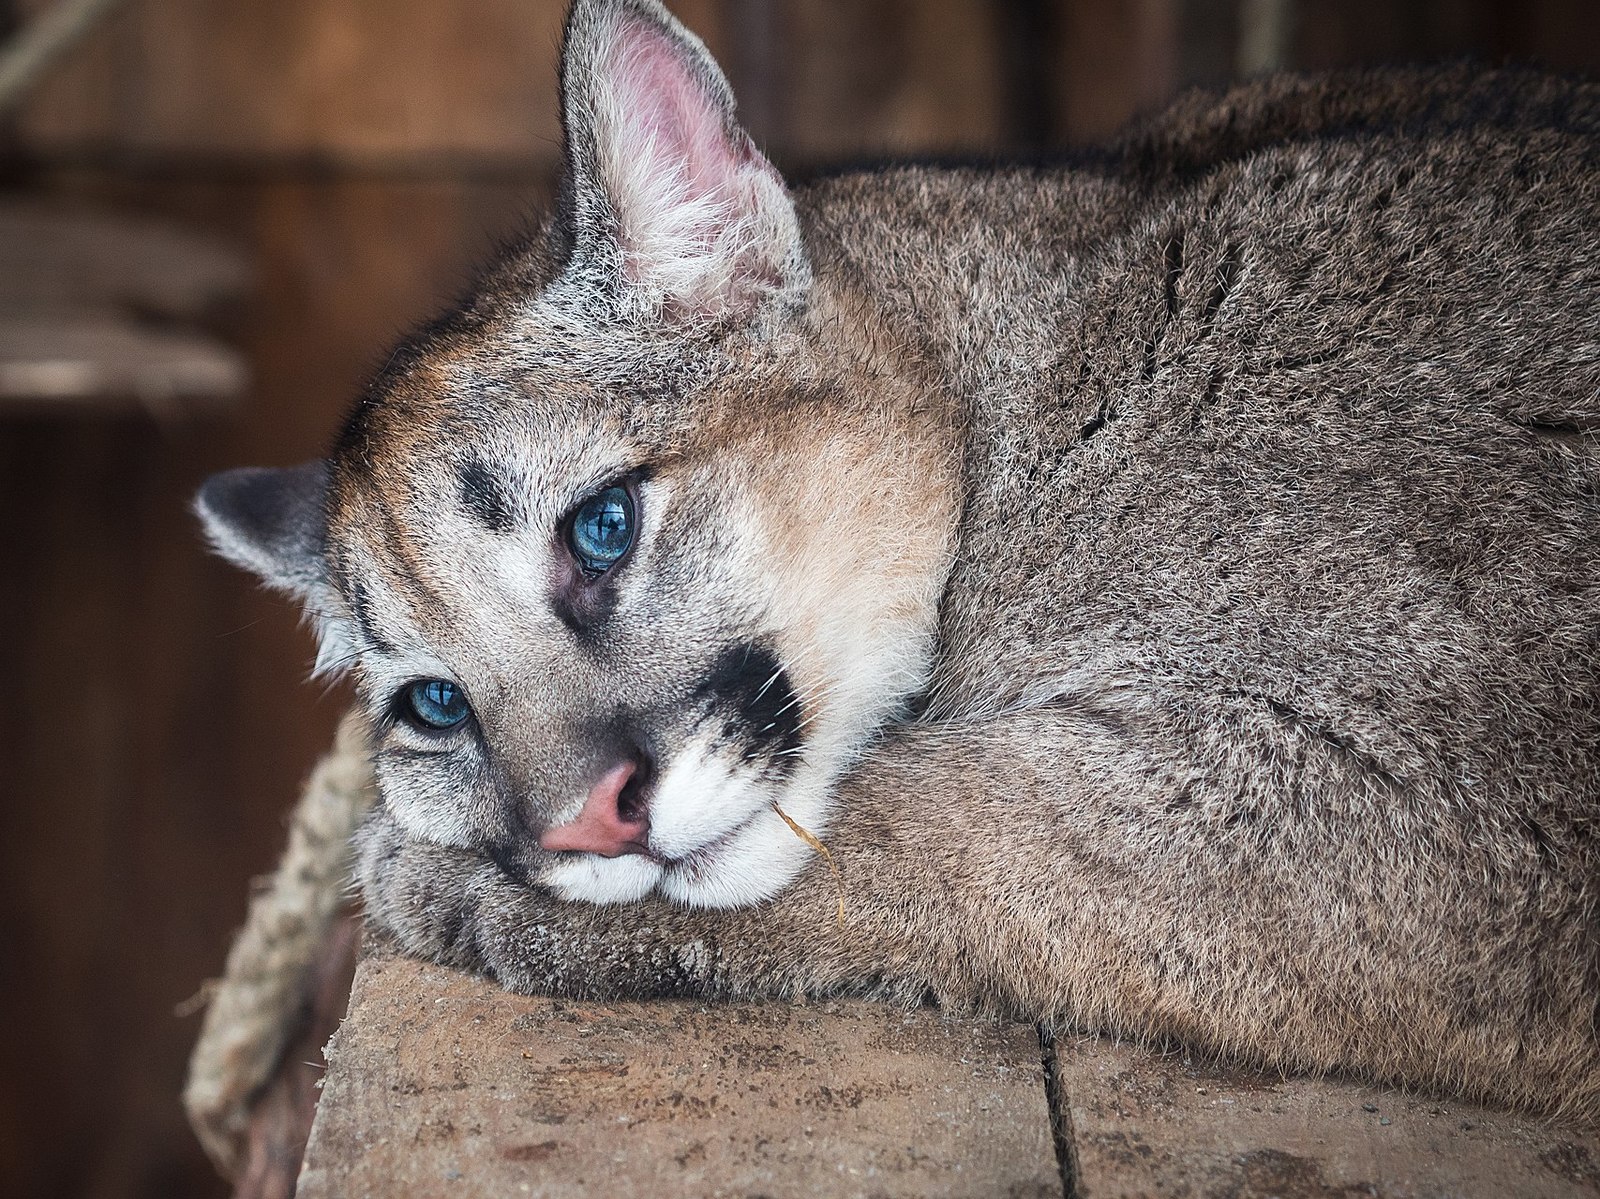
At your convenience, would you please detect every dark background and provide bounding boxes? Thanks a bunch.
[0,1,1595,1196]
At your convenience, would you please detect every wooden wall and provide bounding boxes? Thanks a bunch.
[1,2,1595,1197]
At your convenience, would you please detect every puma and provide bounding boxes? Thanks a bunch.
[198,0,1600,1118]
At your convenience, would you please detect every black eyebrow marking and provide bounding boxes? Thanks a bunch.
[456,456,519,533]
[364,484,454,624]
[341,576,399,656]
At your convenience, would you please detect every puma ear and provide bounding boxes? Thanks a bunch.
[555,0,807,322]
[195,461,330,602]
[197,461,358,676]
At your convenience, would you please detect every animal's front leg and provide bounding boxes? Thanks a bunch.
[353,805,880,1001]
[358,807,678,996]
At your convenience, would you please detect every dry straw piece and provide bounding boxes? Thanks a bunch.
[772,802,847,929]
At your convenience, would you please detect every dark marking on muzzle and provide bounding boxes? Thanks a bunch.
[485,838,532,885]
[695,641,805,770]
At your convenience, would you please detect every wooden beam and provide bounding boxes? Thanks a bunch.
[1047,1033,1600,1198]
[0,202,249,412]
[298,945,1062,1198]
[0,201,250,322]
[0,0,122,114]
[0,316,245,411]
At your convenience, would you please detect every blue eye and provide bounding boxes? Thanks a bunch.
[568,485,635,574]
[404,679,470,730]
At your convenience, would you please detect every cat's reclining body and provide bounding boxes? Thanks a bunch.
[199,0,1600,1119]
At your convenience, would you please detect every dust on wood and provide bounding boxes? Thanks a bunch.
[1046,1033,1600,1199]
[297,944,1059,1198]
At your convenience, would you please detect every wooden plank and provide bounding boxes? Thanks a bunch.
[1047,1033,1600,1198]
[298,945,1062,1198]
[14,0,570,163]
[0,315,245,410]
[755,0,1009,165]
[0,201,249,321]
[0,202,250,411]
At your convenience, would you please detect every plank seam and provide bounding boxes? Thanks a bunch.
[1038,1025,1082,1199]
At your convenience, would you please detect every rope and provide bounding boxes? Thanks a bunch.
[182,707,375,1178]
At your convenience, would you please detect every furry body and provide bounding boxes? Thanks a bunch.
[202,0,1600,1121]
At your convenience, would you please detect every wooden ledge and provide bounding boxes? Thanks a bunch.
[297,946,1061,1198]
[0,316,245,413]
[300,945,1599,1197]
[1049,1035,1600,1198]
[0,202,249,414]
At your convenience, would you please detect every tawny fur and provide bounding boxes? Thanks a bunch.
[204,0,1599,1124]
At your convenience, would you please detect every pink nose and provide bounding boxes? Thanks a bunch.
[538,760,651,857]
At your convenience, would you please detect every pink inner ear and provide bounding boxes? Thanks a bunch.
[604,19,753,224]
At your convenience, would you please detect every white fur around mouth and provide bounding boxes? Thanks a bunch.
[652,811,759,878]
[655,803,822,909]
[539,849,662,904]
[542,741,833,909]
[536,807,767,906]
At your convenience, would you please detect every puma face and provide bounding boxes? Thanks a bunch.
[197,0,957,909]
[318,328,952,908]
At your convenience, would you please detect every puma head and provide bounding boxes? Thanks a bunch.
[197,0,958,908]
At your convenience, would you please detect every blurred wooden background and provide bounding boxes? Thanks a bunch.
[0,1,1595,1196]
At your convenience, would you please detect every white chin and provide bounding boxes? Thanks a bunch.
[538,759,836,909]
[540,852,662,904]
[658,800,826,909]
